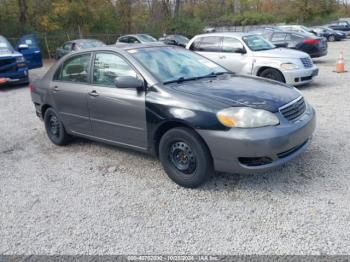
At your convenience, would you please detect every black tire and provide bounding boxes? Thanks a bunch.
[44,108,71,146]
[259,68,285,83]
[328,35,335,42]
[159,127,213,188]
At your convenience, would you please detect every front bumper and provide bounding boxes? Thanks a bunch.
[197,104,316,174]
[0,67,29,86]
[310,49,328,58]
[282,66,319,86]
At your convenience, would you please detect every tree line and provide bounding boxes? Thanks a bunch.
[1,0,350,38]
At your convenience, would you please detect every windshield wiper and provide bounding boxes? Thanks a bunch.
[163,72,231,85]
[163,76,199,85]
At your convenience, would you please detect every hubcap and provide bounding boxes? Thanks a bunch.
[49,115,60,137]
[169,142,196,174]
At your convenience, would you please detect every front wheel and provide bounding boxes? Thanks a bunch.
[44,108,71,146]
[259,68,285,83]
[159,127,213,188]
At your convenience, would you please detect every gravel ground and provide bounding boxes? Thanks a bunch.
[1,43,350,255]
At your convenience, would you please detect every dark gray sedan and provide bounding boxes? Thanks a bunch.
[31,44,316,188]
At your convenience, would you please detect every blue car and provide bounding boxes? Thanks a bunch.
[0,34,42,86]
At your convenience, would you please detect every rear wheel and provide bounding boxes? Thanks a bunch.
[44,108,71,146]
[259,68,285,83]
[159,127,213,188]
[328,35,336,42]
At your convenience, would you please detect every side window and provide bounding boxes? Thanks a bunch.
[63,43,72,50]
[197,36,221,52]
[129,37,140,43]
[271,33,287,42]
[189,38,202,51]
[56,53,91,83]
[222,37,244,53]
[118,37,129,43]
[291,34,304,42]
[93,53,137,86]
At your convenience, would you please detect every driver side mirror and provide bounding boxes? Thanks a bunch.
[18,44,29,50]
[235,47,246,54]
[115,76,144,89]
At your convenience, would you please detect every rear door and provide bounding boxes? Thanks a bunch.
[87,51,147,149]
[190,36,223,64]
[51,53,93,135]
[16,34,43,69]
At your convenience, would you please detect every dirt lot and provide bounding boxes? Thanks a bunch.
[1,42,350,255]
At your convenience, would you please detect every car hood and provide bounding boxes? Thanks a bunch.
[0,49,22,58]
[170,75,301,112]
[252,48,309,59]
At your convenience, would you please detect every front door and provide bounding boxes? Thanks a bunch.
[88,52,147,150]
[51,53,93,135]
[219,37,252,74]
[16,34,43,69]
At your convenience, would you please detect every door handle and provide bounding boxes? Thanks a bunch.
[88,90,99,97]
[52,86,60,92]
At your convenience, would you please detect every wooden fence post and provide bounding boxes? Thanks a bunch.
[44,33,51,60]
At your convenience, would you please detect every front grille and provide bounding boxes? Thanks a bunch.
[0,58,15,67]
[300,57,313,68]
[280,97,306,121]
[0,65,16,73]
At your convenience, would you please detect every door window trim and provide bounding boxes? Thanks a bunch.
[52,51,93,84]
[192,36,223,52]
[90,51,144,89]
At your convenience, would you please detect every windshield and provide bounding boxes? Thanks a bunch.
[80,40,105,48]
[138,34,157,42]
[0,36,14,51]
[129,47,228,84]
[243,35,275,51]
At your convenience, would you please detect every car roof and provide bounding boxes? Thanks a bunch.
[119,34,152,38]
[192,32,255,38]
[73,39,103,43]
[68,43,169,53]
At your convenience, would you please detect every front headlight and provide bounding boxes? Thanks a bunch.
[217,107,280,128]
[281,63,299,70]
[16,56,26,63]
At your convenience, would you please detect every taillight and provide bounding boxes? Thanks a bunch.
[29,83,33,92]
[304,39,320,45]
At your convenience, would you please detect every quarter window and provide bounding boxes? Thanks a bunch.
[55,53,91,83]
[93,53,137,86]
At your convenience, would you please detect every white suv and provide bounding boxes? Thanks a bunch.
[186,33,319,86]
